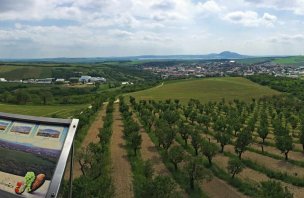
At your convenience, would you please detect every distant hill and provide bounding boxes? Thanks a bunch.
[0,51,252,63]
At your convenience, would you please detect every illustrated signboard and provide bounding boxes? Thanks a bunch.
[0,113,78,198]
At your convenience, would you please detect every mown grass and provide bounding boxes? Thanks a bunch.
[0,103,87,118]
[127,77,280,104]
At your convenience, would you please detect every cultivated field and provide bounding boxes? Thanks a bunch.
[128,77,280,104]
[128,94,304,197]
[0,103,87,117]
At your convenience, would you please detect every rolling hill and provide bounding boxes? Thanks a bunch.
[127,77,280,104]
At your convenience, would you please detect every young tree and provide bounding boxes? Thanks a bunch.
[157,124,175,150]
[40,91,53,105]
[143,160,154,180]
[257,121,269,153]
[168,145,185,170]
[141,176,177,198]
[162,110,179,126]
[179,123,191,145]
[275,134,293,160]
[217,131,231,153]
[202,114,211,130]
[189,111,197,124]
[227,158,244,179]
[191,130,202,156]
[184,156,212,190]
[129,96,136,105]
[299,119,304,151]
[130,132,142,156]
[155,127,165,148]
[16,90,30,105]
[76,145,94,176]
[234,130,252,159]
[201,140,218,166]
[258,180,293,198]
[184,107,192,121]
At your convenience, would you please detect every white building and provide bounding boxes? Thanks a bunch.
[0,78,7,82]
[90,77,107,83]
[79,76,106,83]
[79,76,92,83]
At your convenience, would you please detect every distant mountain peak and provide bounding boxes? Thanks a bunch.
[219,51,240,55]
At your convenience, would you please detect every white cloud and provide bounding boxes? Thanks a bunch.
[244,0,304,15]
[223,11,277,27]
[197,0,223,13]
[0,0,303,57]
[267,34,304,43]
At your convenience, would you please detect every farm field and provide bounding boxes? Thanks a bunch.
[0,103,87,117]
[273,56,304,66]
[128,77,280,104]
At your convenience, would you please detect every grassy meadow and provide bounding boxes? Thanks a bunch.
[127,77,280,104]
[0,103,88,117]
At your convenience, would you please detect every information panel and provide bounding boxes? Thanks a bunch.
[0,113,78,198]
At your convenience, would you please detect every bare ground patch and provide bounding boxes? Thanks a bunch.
[110,104,134,198]
[64,105,107,180]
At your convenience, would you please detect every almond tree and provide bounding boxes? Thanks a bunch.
[275,133,293,160]
[191,130,202,156]
[179,123,191,146]
[227,158,244,179]
[300,119,304,151]
[168,145,185,170]
[257,119,269,153]
[235,129,252,159]
[201,140,218,166]
[184,156,212,190]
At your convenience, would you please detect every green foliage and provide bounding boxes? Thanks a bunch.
[275,134,293,160]
[141,176,178,198]
[65,100,115,197]
[201,140,218,166]
[248,74,304,100]
[215,130,231,153]
[258,180,293,198]
[168,145,185,170]
[234,130,252,159]
[227,158,244,178]
[178,122,191,145]
[191,130,202,156]
[184,156,212,190]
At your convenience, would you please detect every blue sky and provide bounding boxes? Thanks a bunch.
[0,0,304,58]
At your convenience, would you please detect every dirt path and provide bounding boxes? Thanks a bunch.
[132,113,188,197]
[110,104,134,198]
[250,143,304,162]
[201,177,247,198]
[64,104,107,179]
[213,154,304,198]
[205,134,304,178]
[192,134,248,198]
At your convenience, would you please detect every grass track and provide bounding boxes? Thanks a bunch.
[0,103,87,117]
[127,77,280,104]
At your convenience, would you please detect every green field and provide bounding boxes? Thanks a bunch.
[0,103,87,117]
[273,56,304,66]
[127,77,280,104]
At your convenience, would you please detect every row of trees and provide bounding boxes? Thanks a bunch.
[120,96,142,156]
[67,99,115,197]
[130,96,294,197]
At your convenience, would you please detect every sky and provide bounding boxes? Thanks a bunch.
[0,0,304,58]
